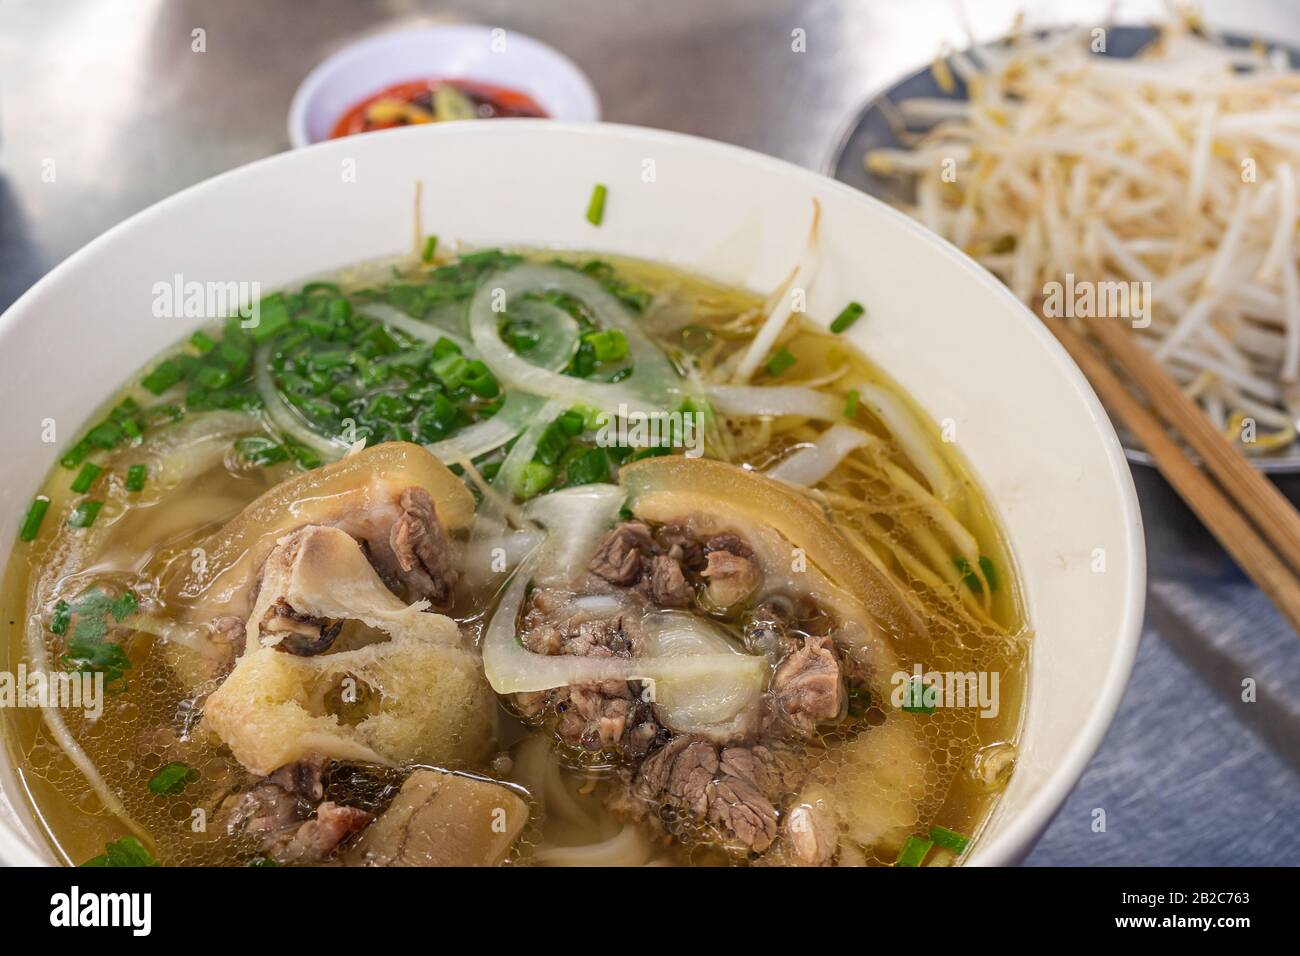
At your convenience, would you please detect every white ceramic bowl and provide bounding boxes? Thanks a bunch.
[288,25,600,148]
[0,123,1144,866]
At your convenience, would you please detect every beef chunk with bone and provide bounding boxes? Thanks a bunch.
[512,591,661,755]
[216,753,372,864]
[771,634,845,738]
[632,735,800,853]
[588,522,759,612]
[335,486,457,609]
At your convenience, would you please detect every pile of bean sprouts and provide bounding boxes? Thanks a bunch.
[866,18,1300,455]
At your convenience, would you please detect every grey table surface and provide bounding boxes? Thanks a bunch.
[1,0,1297,865]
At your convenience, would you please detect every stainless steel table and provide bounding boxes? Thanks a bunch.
[2,0,1296,864]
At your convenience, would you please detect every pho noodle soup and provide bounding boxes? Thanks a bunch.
[1,241,1028,867]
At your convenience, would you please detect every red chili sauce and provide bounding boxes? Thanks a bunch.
[330,78,548,139]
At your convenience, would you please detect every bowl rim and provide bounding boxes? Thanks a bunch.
[0,121,1145,866]
[286,23,602,149]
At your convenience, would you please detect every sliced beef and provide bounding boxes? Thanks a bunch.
[512,592,661,756]
[701,550,761,610]
[658,524,706,570]
[705,533,753,559]
[589,522,657,586]
[648,554,693,607]
[743,602,801,660]
[785,802,836,866]
[271,802,373,865]
[388,487,456,608]
[632,736,798,853]
[588,522,764,614]
[335,485,457,609]
[771,635,845,738]
[217,756,370,864]
[209,615,248,654]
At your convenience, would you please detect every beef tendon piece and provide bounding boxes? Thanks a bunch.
[344,769,529,866]
[169,442,473,625]
[780,715,930,865]
[620,455,922,653]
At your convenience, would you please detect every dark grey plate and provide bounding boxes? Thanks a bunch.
[825,25,1300,472]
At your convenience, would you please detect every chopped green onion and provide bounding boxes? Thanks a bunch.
[421,235,438,262]
[236,436,289,467]
[430,352,469,389]
[900,678,935,714]
[110,590,138,621]
[51,600,72,635]
[586,183,607,226]
[250,294,291,343]
[978,555,999,592]
[81,837,157,868]
[432,336,462,359]
[148,761,197,796]
[462,360,500,398]
[70,462,102,494]
[195,363,233,389]
[66,500,104,529]
[19,496,50,542]
[564,447,610,487]
[929,825,969,854]
[60,440,93,470]
[954,556,983,594]
[140,359,183,395]
[518,460,555,499]
[895,835,933,867]
[830,301,865,334]
[190,330,217,354]
[765,347,796,378]
[125,464,148,492]
[584,329,629,362]
[844,389,860,419]
[85,420,125,449]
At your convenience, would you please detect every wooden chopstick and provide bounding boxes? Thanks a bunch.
[1040,312,1300,634]
[1088,317,1300,578]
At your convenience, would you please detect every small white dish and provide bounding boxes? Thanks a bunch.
[288,24,600,148]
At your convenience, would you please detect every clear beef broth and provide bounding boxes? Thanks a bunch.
[1,249,1028,867]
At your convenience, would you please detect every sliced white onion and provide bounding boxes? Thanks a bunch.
[706,383,843,420]
[360,302,475,354]
[425,392,545,462]
[254,344,351,461]
[493,398,568,495]
[482,565,766,695]
[523,483,626,586]
[640,610,767,738]
[469,264,679,416]
[767,424,878,486]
